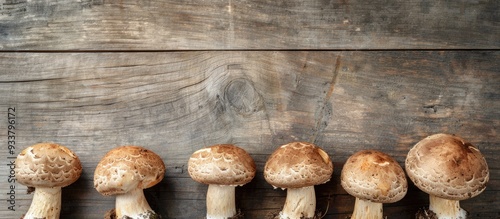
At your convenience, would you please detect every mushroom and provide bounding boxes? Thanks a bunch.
[188,144,256,219]
[264,142,333,219]
[405,133,489,219]
[94,146,165,219]
[340,150,407,219]
[15,142,82,219]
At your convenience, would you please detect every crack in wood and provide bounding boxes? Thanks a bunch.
[0,77,62,83]
[309,55,341,144]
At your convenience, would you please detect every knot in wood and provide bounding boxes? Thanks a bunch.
[224,79,263,116]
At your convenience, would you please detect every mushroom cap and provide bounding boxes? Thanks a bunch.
[94,146,166,196]
[264,142,333,189]
[405,133,489,200]
[188,144,256,186]
[341,150,407,203]
[15,143,82,188]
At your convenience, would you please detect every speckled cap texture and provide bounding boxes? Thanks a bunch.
[264,142,333,189]
[405,133,489,200]
[188,144,256,186]
[341,150,407,203]
[94,146,166,196]
[15,143,82,188]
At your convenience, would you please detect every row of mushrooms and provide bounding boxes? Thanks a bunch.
[14,133,489,219]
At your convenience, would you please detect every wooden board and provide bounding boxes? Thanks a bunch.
[1,0,499,50]
[0,51,498,218]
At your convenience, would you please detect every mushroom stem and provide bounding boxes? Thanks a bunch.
[115,187,155,218]
[24,187,62,219]
[206,184,236,219]
[280,186,316,219]
[350,197,383,219]
[429,195,467,219]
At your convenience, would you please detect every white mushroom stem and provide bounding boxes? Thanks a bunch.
[429,195,467,219]
[24,187,62,219]
[350,197,383,219]
[206,184,237,219]
[280,186,316,219]
[115,187,155,218]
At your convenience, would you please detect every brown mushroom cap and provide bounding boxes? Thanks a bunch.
[264,142,333,189]
[405,133,489,200]
[94,146,166,196]
[15,143,82,188]
[341,150,407,203]
[188,144,256,186]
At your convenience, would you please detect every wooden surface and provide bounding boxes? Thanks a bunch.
[0,0,499,50]
[1,0,499,218]
[0,51,498,218]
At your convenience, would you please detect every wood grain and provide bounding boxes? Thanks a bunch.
[1,0,499,50]
[0,51,498,218]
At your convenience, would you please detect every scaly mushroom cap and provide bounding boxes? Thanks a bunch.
[341,150,407,203]
[264,142,333,189]
[188,144,256,186]
[15,143,82,188]
[94,146,166,196]
[405,133,489,200]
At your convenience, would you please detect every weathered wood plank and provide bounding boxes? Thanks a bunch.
[1,0,499,50]
[0,51,498,218]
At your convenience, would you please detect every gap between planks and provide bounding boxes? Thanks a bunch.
[0,48,499,53]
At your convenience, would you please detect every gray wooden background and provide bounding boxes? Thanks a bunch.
[0,1,499,218]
